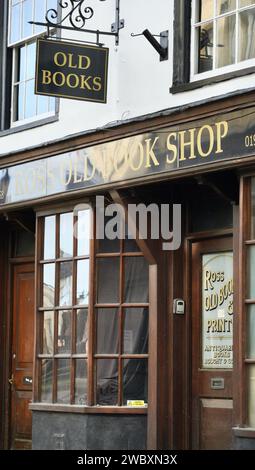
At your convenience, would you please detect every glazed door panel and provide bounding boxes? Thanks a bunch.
[10,264,35,450]
[191,237,233,449]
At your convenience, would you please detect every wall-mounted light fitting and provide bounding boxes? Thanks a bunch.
[131,29,169,61]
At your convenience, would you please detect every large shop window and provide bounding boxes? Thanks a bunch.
[36,207,149,409]
[172,0,255,89]
[2,0,57,129]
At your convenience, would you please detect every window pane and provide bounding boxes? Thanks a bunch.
[25,79,36,119]
[217,0,236,15]
[76,308,88,354]
[96,308,119,354]
[96,359,118,405]
[37,95,49,115]
[240,0,255,6]
[59,262,72,306]
[35,0,46,34]
[49,97,55,112]
[197,23,213,73]
[41,359,53,402]
[216,15,236,67]
[76,260,89,305]
[247,246,255,298]
[22,0,33,39]
[44,216,56,260]
[26,42,36,80]
[57,359,70,404]
[60,212,73,258]
[197,0,214,22]
[10,4,21,43]
[239,8,255,61]
[57,310,72,354]
[97,258,120,303]
[43,311,54,355]
[124,223,140,252]
[75,359,88,405]
[18,46,26,82]
[77,209,90,256]
[123,359,148,406]
[123,308,148,354]
[97,215,121,253]
[43,264,55,307]
[14,230,35,257]
[248,365,255,427]
[124,257,149,303]
[247,305,255,358]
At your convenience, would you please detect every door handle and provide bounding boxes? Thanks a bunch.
[8,374,14,386]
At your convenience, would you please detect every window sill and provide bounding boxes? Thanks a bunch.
[170,65,255,94]
[0,114,59,138]
[233,427,255,438]
[29,403,148,415]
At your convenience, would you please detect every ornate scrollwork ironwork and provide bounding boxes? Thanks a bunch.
[46,0,95,30]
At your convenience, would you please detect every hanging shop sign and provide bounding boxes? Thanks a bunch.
[1,105,255,206]
[35,39,109,103]
[202,252,233,369]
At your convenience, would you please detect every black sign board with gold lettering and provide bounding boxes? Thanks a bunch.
[35,39,109,103]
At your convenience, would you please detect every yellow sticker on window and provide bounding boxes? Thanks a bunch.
[127,400,146,407]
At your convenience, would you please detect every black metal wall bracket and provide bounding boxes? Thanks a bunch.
[131,29,169,61]
[29,0,125,46]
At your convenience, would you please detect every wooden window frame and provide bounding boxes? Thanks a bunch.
[32,204,149,414]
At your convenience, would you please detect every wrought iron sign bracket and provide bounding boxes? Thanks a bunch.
[29,0,125,47]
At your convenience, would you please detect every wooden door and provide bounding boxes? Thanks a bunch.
[191,237,233,449]
[10,263,35,450]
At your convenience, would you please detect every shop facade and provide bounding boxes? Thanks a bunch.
[0,90,255,450]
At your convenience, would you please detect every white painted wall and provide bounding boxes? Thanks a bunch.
[1,0,255,156]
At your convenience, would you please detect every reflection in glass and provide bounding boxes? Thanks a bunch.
[240,0,255,6]
[123,359,148,406]
[43,311,54,355]
[97,216,120,253]
[41,359,53,402]
[216,15,236,68]
[247,305,255,358]
[124,257,149,303]
[26,42,36,80]
[197,23,213,73]
[44,216,56,260]
[97,309,119,354]
[96,359,118,405]
[11,4,21,43]
[248,365,255,426]
[76,309,88,354]
[57,359,70,404]
[37,95,49,115]
[97,258,119,303]
[14,83,25,121]
[198,0,214,22]
[23,0,33,38]
[75,359,88,405]
[57,310,71,354]
[19,46,26,82]
[77,260,89,305]
[35,0,45,34]
[123,308,148,354]
[217,0,236,15]
[247,246,255,298]
[124,223,140,252]
[77,210,90,256]
[60,212,73,258]
[43,264,55,307]
[25,80,36,119]
[59,262,72,306]
[239,8,255,61]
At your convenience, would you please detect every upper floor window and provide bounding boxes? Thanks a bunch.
[7,0,57,126]
[191,0,255,79]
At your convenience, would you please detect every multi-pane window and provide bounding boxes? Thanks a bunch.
[8,0,56,125]
[36,208,149,408]
[191,0,255,77]
[245,177,255,426]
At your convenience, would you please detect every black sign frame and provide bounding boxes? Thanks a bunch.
[35,38,109,103]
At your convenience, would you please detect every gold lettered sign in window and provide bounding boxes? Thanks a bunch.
[202,252,233,369]
[35,39,109,103]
